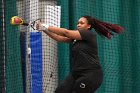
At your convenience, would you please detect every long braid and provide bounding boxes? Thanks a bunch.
[83,16,124,39]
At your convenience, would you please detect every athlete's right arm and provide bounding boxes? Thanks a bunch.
[44,30,73,42]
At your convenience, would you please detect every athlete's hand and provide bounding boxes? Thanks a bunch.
[36,22,48,31]
[35,21,42,31]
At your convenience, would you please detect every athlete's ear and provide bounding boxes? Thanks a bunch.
[88,24,91,29]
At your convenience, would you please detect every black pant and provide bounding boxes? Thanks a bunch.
[55,69,103,93]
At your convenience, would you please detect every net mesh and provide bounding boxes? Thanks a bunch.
[17,0,59,93]
[0,0,140,93]
[0,0,5,92]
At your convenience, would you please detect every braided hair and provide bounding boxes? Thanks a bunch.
[82,15,124,39]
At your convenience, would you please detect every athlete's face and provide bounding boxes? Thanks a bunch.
[77,17,91,30]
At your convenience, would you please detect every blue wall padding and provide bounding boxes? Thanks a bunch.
[30,32,42,93]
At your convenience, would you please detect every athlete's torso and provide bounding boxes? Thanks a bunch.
[71,30,101,72]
